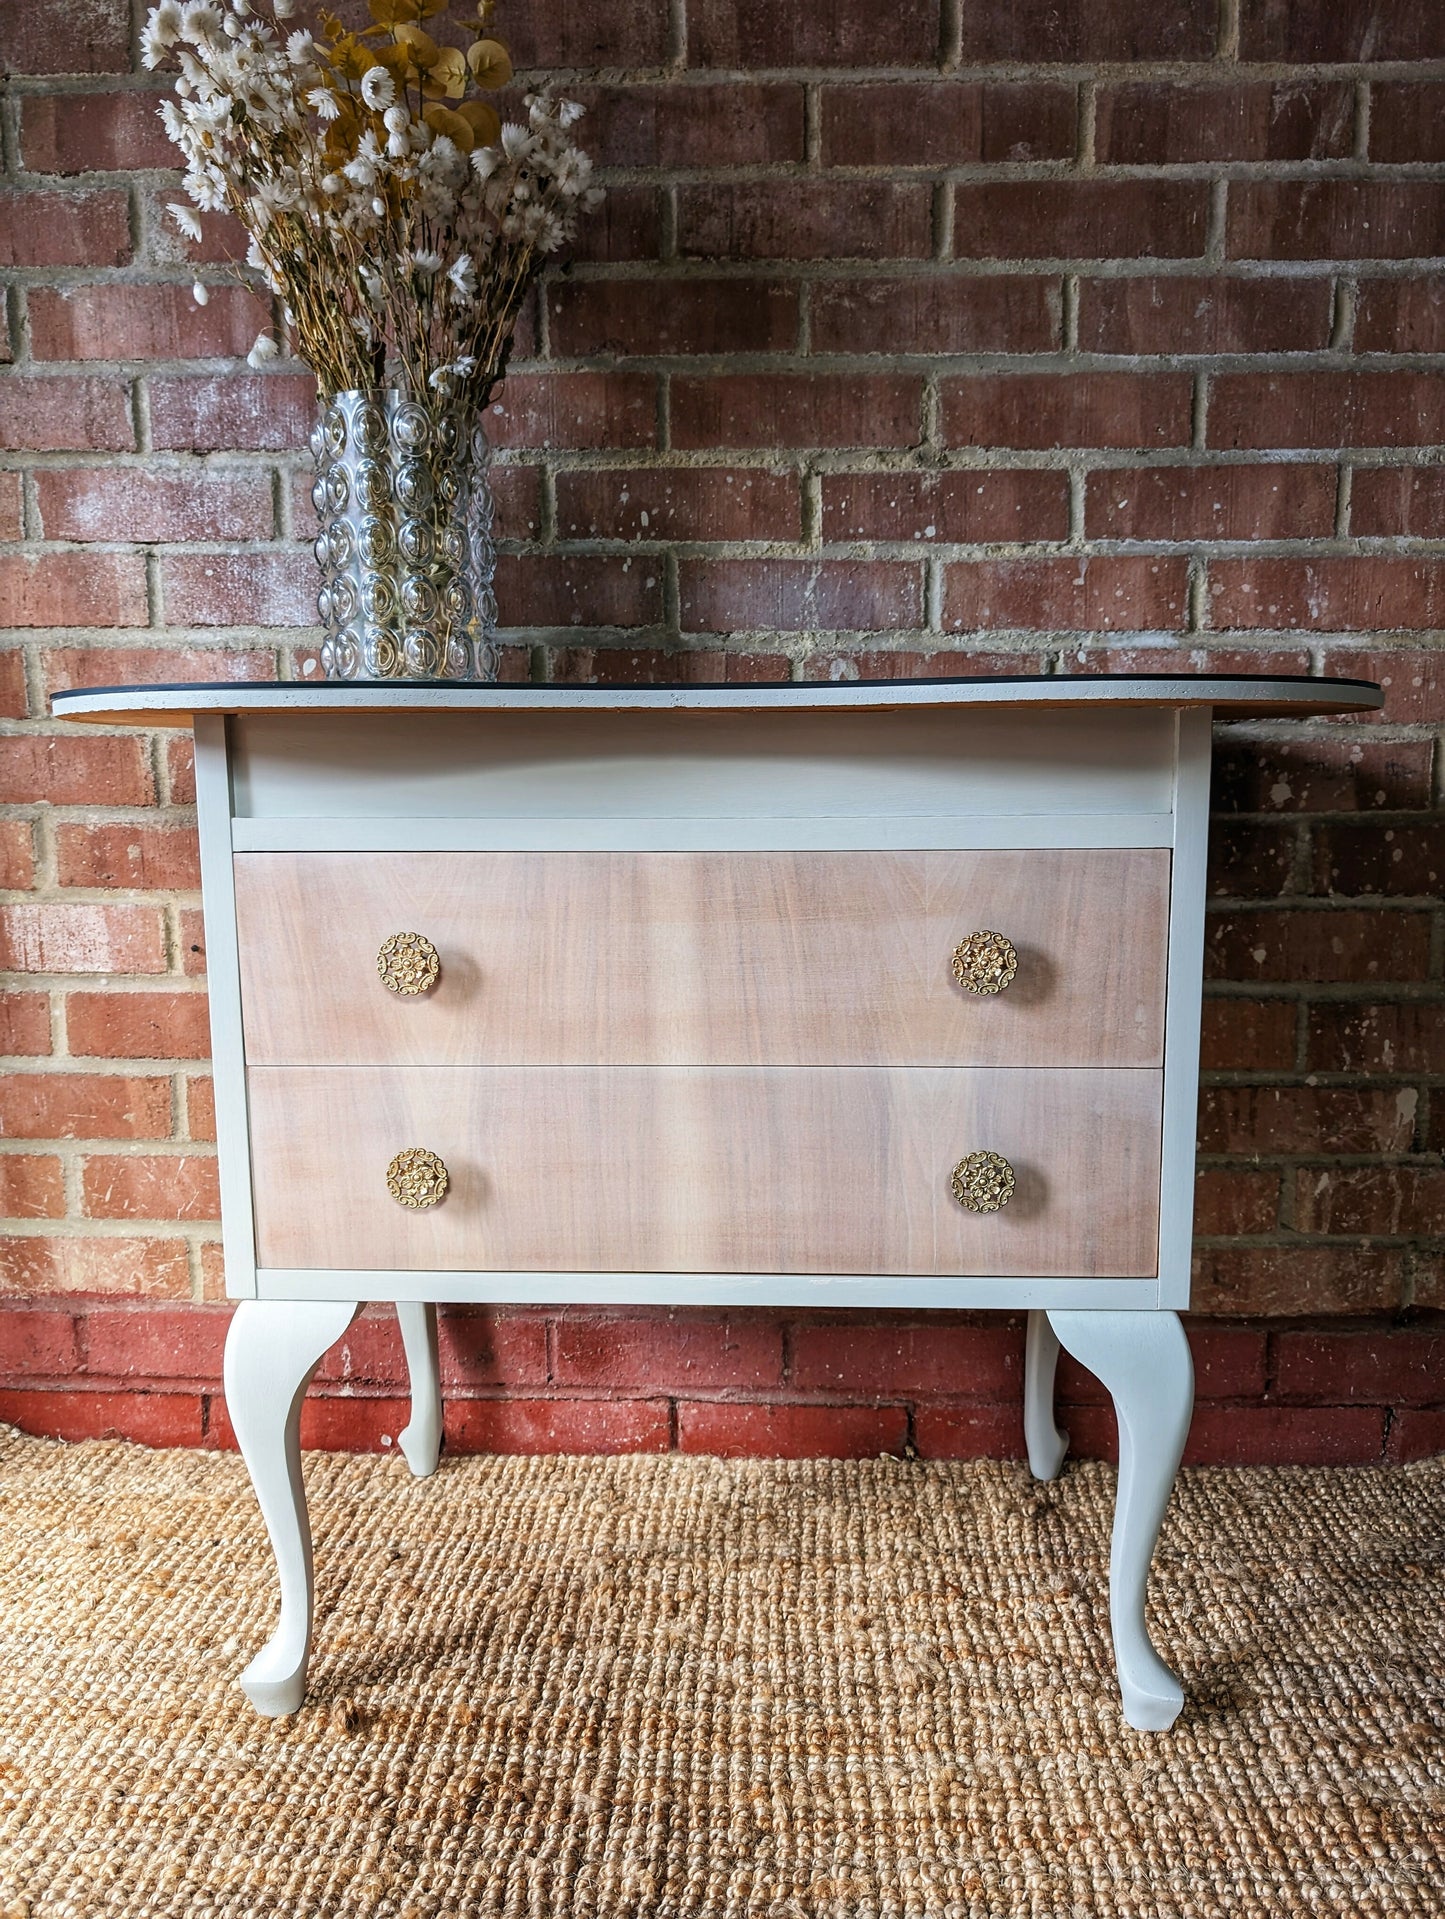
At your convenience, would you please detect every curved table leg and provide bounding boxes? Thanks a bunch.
[1024,1308,1069,1480]
[1046,1309,1194,1731]
[396,1301,442,1479]
[223,1298,361,1716]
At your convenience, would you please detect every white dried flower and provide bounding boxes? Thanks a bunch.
[500,123,532,162]
[273,0,294,16]
[470,145,498,182]
[447,252,476,300]
[180,4,222,44]
[360,66,395,112]
[306,87,339,121]
[285,29,313,64]
[247,331,278,365]
[408,248,442,280]
[168,200,204,240]
[191,280,210,305]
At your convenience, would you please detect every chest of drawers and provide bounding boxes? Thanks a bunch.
[55,673,1379,1730]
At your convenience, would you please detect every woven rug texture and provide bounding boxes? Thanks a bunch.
[0,1424,1442,1918]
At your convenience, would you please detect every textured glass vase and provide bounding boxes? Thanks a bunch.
[309,386,499,682]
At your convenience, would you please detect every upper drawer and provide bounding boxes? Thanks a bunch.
[233,849,1169,1068]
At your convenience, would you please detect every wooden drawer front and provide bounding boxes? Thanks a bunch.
[248,1066,1161,1277]
[234,850,1168,1068]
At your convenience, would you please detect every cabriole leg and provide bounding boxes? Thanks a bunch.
[1024,1308,1069,1480]
[396,1300,442,1478]
[223,1298,361,1715]
[1046,1309,1194,1732]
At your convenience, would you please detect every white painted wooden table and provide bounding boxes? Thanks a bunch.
[55,675,1380,1729]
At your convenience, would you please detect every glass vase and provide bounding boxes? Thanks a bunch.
[309,386,500,682]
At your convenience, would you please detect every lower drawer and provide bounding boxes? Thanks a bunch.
[247,1066,1161,1278]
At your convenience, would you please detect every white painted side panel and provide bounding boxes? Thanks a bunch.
[1157,709,1211,1312]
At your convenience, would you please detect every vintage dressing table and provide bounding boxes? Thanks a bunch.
[53,674,1381,1729]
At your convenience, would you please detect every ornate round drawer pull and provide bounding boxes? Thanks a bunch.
[951,1150,1016,1214]
[377,931,440,996]
[951,930,1018,996]
[386,1146,449,1210]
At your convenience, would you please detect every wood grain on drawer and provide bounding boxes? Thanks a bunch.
[234,850,1168,1067]
[248,1066,1162,1277]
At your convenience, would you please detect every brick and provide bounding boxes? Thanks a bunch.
[1087,464,1335,541]
[0,1388,203,1445]
[42,643,274,698]
[65,990,211,1060]
[810,277,1061,355]
[1199,998,1296,1072]
[80,1153,219,1222]
[1096,82,1352,163]
[959,0,1215,59]
[1351,467,1445,536]
[1317,650,1444,725]
[0,1237,190,1298]
[28,285,267,363]
[0,993,53,1057]
[0,1304,78,1373]
[149,374,315,452]
[678,182,933,262]
[0,821,35,890]
[569,83,805,167]
[494,554,661,629]
[503,3,670,66]
[679,559,922,632]
[0,652,26,721]
[185,1076,215,1141]
[552,647,792,686]
[557,468,803,542]
[1306,1002,1445,1074]
[1055,1325,1267,1404]
[180,908,206,976]
[20,91,178,172]
[942,374,1191,450]
[563,186,661,265]
[1240,3,1445,62]
[553,1310,783,1390]
[0,377,135,452]
[1354,279,1445,353]
[790,1315,1021,1396]
[1209,375,1445,450]
[1191,1246,1404,1316]
[438,1310,549,1388]
[548,280,798,358]
[953,182,1209,261]
[0,904,167,976]
[1198,1086,1417,1156]
[1063,644,1314,683]
[677,1400,908,1460]
[1193,1168,1279,1236]
[1231,182,1445,261]
[0,1157,65,1221]
[81,1301,229,1381]
[1274,1328,1445,1407]
[819,82,1075,165]
[1210,558,1445,633]
[0,473,22,543]
[1205,908,1431,984]
[487,373,656,450]
[821,470,1070,544]
[55,824,201,891]
[1207,819,1297,900]
[0,1074,171,1140]
[0,190,130,267]
[689,0,940,66]
[37,466,274,544]
[672,374,922,450]
[911,1403,1026,1460]
[1212,738,1433,813]
[160,552,314,627]
[1387,1409,1445,1464]
[943,557,1188,632]
[0,3,131,73]
[1315,820,1445,898]
[1369,83,1445,164]
[198,1240,225,1297]
[1078,278,1333,355]
[801,647,1048,682]
[1294,1166,1445,1238]
[0,553,148,629]
[446,1396,671,1455]
[1181,1404,1387,1468]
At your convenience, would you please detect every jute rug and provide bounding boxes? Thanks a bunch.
[1,1425,1442,1918]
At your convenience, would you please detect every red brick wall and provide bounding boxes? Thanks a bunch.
[1,0,1443,1465]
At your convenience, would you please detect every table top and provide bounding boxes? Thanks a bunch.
[51,673,1383,728]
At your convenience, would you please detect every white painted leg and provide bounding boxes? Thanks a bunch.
[1024,1309,1069,1480]
[223,1298,361,1716]
[396,1301,442,1478]
[1046,1309,1194,1732]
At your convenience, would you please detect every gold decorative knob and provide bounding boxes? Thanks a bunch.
[377,931,440,996]
[951,1150,1016,1214]
[951,929,1018,996]
[386,1147,449,1209]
